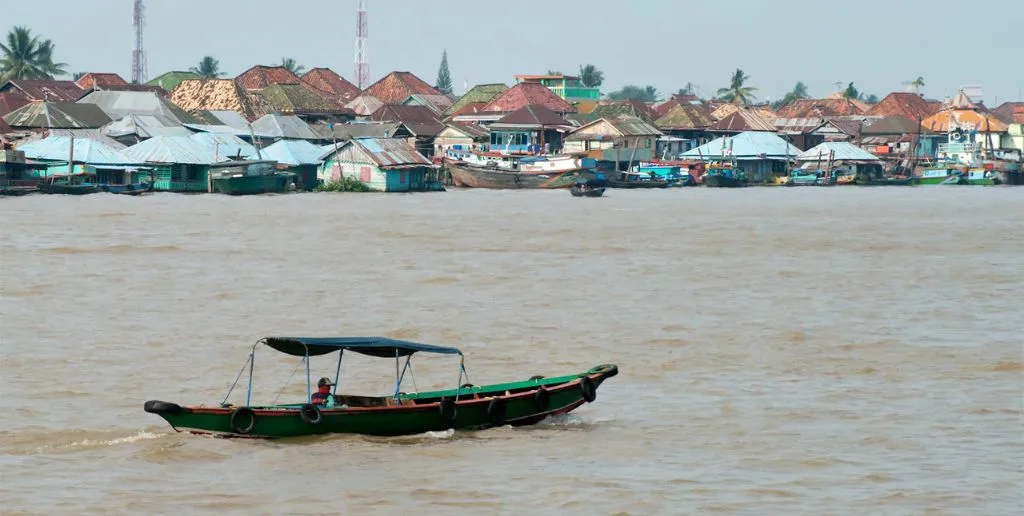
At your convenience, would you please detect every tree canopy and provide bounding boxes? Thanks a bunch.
[606,85,659,102]
[279,57,305,75]
[578,64,603,88]
[0,26,68,82]
[435,50,453,95]
[716,68,757,104]
[189,56,224,79]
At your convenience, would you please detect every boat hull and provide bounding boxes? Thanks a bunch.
[703,174,746,188]
[570,186,605,197]
[447,161,585,189]
[605,180,668,189]
[99,182,154,196]
[212,174,291,195]
[37,183,100,195]
[145,365,618,438]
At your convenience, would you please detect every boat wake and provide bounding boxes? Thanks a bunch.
[2,428,168,455]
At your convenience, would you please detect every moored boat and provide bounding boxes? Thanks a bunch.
[570,178,605,197]
[446,160,586,189]
[37,181,100,195]
[144,336,618,438]
[605,170,669,189]
[99,182,155,196]
[702,160,746,187]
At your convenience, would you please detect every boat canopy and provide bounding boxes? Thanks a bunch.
[264,337,463,358]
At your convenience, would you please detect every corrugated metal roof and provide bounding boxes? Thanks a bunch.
[249,114,319,139]
[3,101,112,129]
[259,83,349,115]
[709,109,777,132]
[189,132,257,159]
[249,139,323,166]
[403,94,454,115]
[16,135,138,164]
[1,80,85,102]
[103,114,194,139]
[796,142,880,162]
[312,121,403,140]
[345,94,384,116]
[123,135,231,164]
[77,90,198,124]
[921,109,1008,133]
[682,132,802,160]
[322,137,430,167]
[204,110,250,129]
[607,116,662,136]
[146,71,200,93]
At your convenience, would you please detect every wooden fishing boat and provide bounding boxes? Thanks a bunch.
[37,182,100,195]
[446,160,583,189]
[605,171,669,189]
[144,336,618,439]
[99,182,154,196]
[702,160,746,188]
[570,185,605,197]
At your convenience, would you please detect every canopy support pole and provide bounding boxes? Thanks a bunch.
[395,355,412,401]
[393,350,401,400]
[245,343,257,407]
[304,343,311,404]
[332,350,344,396]
[221,344,255,407]
[454,356,465,402]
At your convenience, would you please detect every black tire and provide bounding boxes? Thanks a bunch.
[579,376,597,403]
[460,383,475,389]
[230,407,256,435]
[487,397,507,426]
[143,400,183,414]
[533,388,551,411]
[299,404,322,425]
[438,397,457,426]
[529,375,545,381]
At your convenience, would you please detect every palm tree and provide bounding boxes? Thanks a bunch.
[792,81,809,99]
[578,64,604,88]
[842,82,859,99]
[0,26,68,81]
[716,68,757,105]
[910,76,925,94]
[280,57,305,75]
[189,56,224,79]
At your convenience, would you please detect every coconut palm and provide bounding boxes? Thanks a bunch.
[189,56,224,79]
[0,26,68,81]
[578,64,604,88]
[716,68,757,104]
[280,57,305,75]
[910,76,925,94]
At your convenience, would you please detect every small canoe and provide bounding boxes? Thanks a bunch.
[570,186,605,197]
[145,336,618,438]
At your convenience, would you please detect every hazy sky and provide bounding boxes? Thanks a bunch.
[9,0,1024,105]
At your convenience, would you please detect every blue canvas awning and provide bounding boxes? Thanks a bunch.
[264,337,464,358]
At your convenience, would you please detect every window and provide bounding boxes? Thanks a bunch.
[646,138,652,149]
[360,167,371,182]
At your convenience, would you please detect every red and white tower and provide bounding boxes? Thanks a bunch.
[354,0,369,89]
[131,0,147,84]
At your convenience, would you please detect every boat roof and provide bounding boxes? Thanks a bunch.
[264,337,463,358]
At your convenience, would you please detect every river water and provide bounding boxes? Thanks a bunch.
[1,187,1021,515]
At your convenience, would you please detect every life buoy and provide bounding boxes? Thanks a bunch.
[487,397,507,426]
[438,397,457,425]
[229,407,256,435]
[579,377,597,403]
[533,388,551,411]
[299,404,322,425]
[951,131,962,142]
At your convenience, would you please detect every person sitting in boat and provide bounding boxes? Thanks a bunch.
[312,377,335,406]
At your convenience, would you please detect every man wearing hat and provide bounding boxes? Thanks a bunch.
[312,377,335,406]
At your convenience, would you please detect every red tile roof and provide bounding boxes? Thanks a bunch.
[362,71,442,104]
[235,65,301,90]
[448,101,487,118]
[75,73,129,90]
[301,68,360,103]
[992,102,1024,124]
[0,80,85,102]
[865,92,939,121]
[776,98,866,118]
[482,83,575,114]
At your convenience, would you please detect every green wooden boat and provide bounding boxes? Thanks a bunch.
[144,336,618,439]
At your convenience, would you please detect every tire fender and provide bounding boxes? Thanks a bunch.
[230,407,256,435]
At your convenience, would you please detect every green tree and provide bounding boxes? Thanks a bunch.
[435,49,453,95]
[578,64,603,88]
[189,56,224,79]
[279,57,305,75]
[674,82,697,97]
[864,93,879,104]
[72,71,86,81]
[0,26,68,81]
[910,76,925,94]
[606,85,659,102]
[771,81,810,110]
[842,82,859,99]
[716,68,757,104]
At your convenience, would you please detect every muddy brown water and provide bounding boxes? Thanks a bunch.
[1,188,1021,515]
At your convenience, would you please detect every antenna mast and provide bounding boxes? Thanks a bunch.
[131,0,147,84]
[355,0,369,89]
